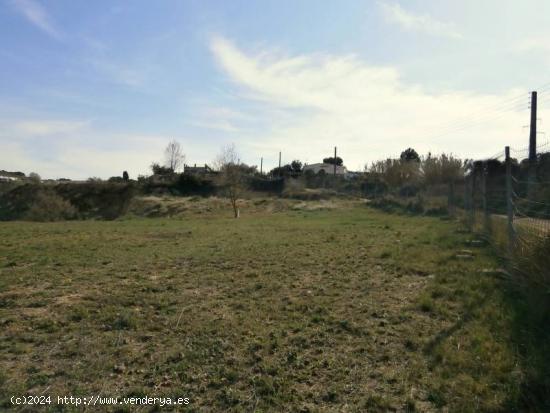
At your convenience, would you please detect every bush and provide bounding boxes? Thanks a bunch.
[399,183,420,197]
[151,163,174,176]
[249,176,285,193]
[174,174,215,196]
[55,182,135,220]
[370,194,448,216]
[25,192,77,221]
[360,178,387,198]
[369,158,421,188]
[0,182,135,221]
[421,153,464,186]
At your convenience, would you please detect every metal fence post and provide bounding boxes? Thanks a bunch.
[482,161,489,233]
[464,173,472,231]
[505,146,515,255]
[448,180,455,217]
[469,172,475,231]
[464,174,468,219]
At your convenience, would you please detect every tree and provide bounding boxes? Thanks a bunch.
[164,140,185,172]
[400,148,420,163]
[122,171,129,181]
[290,160,303,173]
[28,172,41,183]
[323,156,343,166]
[215,144,244,218]
[270,164,292,177]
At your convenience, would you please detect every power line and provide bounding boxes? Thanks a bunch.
[426,110,524,141]
[424,81,550,141]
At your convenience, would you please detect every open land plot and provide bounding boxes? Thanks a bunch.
[0,202,521,412]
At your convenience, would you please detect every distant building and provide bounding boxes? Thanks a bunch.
[345,171,364,179]
[0,170,24,182]
[303,163,347,176]
[184,164,214,175]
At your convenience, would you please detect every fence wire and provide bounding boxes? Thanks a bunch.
[458,142,550,271]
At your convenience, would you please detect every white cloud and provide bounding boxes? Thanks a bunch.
[0,139,160,180]
[378,2,462,39]
[513,35,550,53]
[0,117,217,179]
[185,105,253,133]
[11,0,63,40]
[210,36,537,171]
[11,120,89,136]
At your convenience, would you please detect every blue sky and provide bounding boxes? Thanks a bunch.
[2,0,550,178]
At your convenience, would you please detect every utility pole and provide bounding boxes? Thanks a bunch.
[260,157,263,175]
[333,146,337,176]
[278,152,281,169]
[528,91,537,198]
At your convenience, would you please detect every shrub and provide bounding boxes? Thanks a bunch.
[25,192,77,221]
[150,163,174,176]
[369,158,421,189]
[421,153,464,186]
[360,177,387,198]
[175,174,215,196]
[249,176,285,193]
[28,172,41,183]
[399,183,420,197]
[55,182,135,220]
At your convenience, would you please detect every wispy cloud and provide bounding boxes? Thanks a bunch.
[513,35,550,53]
[88,58,147,87]
[11,0,63,40]
[378,2,462,39]
[185,106,254,133]
[210,36,532,170]
[11,119,89,136]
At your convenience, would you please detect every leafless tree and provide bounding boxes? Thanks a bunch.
[164,140,185,172]
[215,143,243,218]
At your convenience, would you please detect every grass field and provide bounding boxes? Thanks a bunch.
[0,200,523,412]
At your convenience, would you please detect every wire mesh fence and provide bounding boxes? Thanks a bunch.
[455,140,550,286]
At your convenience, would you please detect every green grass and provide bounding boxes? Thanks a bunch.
[0,202,524,411]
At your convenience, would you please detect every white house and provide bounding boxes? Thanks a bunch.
[303,163,347,176]
[0,175,20,182]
